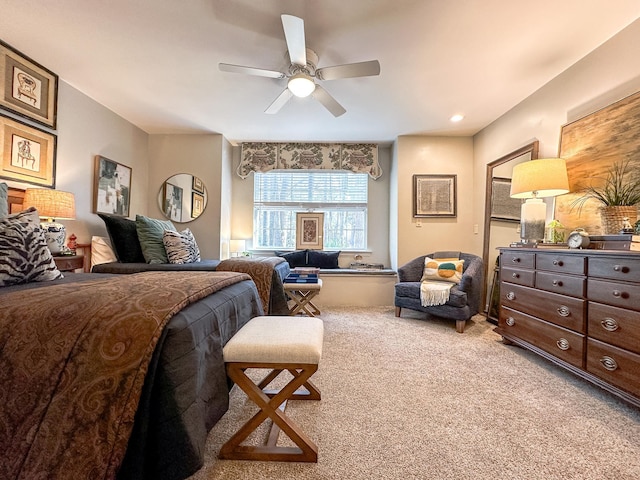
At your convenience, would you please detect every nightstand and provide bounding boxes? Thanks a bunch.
[53,255,84,273]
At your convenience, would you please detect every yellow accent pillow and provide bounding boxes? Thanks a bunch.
[421,257,464,284]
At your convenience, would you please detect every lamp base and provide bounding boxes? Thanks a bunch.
[41,222,66,255]
[520,198,546,243]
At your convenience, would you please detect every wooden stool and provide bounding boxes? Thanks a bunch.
[283,279,323,316]
[220,316,324,462]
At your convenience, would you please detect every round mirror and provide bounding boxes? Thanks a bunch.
[157,173,208,223]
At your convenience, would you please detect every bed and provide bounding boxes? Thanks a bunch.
[0,246,263,479]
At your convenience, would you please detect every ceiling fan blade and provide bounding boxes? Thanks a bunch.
[281,14,307,66]
[219,63,285,79]
[316,60,381,81]
[265,88,294,114]
[312,85,346,117]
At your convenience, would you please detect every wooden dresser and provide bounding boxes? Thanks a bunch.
[496,247,640,408]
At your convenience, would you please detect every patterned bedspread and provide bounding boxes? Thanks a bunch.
[216,256,289,314]
[0,270,250,480]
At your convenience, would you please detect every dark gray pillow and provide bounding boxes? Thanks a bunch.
[307,250,340,269]
[135,214,177,264]
[275,249,308,267]
[98,213,145,263]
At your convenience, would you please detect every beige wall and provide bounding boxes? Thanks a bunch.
[394,135,475,268]
[5,80,149,244]
[147,134,224,259]
[473,18,640,255]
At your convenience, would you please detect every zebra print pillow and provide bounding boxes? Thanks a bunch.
[0,207,63,286]
[162,228,201,264]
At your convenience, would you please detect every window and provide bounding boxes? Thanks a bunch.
[253,171,368,250]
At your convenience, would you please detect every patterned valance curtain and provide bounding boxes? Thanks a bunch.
[237,142,382,179]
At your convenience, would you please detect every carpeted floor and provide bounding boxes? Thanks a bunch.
[189,307,640,480]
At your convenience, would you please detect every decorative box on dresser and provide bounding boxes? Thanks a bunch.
[496,247,640,408]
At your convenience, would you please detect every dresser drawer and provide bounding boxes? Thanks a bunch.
[500,307,585,368]
[501,267,535,287]
[536,252,586,275]
[535,271,585,298]
[501,251,535,269]
[586,338,640,398]
[587,278,640,311]
[588,255,640,283]
[500,283,586,333]
[588,302,640,355]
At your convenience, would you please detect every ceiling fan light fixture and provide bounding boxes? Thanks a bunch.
[288,72,315,97]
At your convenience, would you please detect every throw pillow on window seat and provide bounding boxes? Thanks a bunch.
[307,250,341,269]
[275,249,308,267]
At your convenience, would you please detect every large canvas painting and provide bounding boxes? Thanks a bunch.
[554,91,640,234]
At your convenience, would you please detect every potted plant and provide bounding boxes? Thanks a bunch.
[571,158,640,234]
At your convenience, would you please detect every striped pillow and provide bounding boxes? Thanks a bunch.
[0,207,63,286]
[162,228,201,264]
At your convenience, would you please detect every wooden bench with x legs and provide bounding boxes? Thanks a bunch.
[219,315,324,462]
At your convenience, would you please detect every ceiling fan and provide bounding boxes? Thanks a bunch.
[219,14,380,117]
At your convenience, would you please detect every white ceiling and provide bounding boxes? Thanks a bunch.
[1,0,639,144]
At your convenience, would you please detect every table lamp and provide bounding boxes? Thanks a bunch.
[510,158,569,243]
[229,239,246,257]
[23,188,76,254]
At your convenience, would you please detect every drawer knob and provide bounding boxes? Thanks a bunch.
[599,356,618,372]
[601,317,619,332]
[557,305,570,317]
[613,265,629,273]
[612,290,621,298]
[506,292,516,301]
[556,338,570,351]
[552,280,563,286]
[512,257,520,263]
[512,273,519,278]
[552,260,564,266]
[506,316,515,326]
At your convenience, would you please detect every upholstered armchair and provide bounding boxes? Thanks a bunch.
[394,252,484,333]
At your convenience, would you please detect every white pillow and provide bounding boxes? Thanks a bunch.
[91,235,117,268]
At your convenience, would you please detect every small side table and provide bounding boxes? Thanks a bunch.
[283,279,323,317]
[53,255,84,273]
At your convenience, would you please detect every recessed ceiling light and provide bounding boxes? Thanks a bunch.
[450,114,464,123]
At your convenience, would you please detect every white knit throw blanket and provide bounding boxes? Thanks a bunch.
[420,281,453,306]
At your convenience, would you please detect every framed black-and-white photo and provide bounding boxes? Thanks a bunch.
[413,174,457,217]
[163,182,183,222]
[490,177,521,222]
[296,212,324,250]
[192,175,204,194]
[0,113,56,187]
[94,156,131,216]
[0,40,58,129]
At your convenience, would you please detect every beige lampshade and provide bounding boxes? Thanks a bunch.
[229,239,246,253]
[23,188,76,220]
[510,158,570,199]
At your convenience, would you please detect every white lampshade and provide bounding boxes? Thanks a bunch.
[510,158,570,243]
[510,158,570,199]
[229,239,246,256]
[287,73,316,98]
[23,188,76,254]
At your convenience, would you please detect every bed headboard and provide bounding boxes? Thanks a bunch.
[8,187,25,214]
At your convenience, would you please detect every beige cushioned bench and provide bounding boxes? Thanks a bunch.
[220,316,324,462]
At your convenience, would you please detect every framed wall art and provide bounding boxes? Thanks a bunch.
[163,182,183,222]
[0,40,58,129]
[0,113,56,187]
[192,175,204,194]
[413,174,457,217]
[296,212,324,250]
[192,192,204,218]
[94,155,131,217]
[490,177,521,222]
